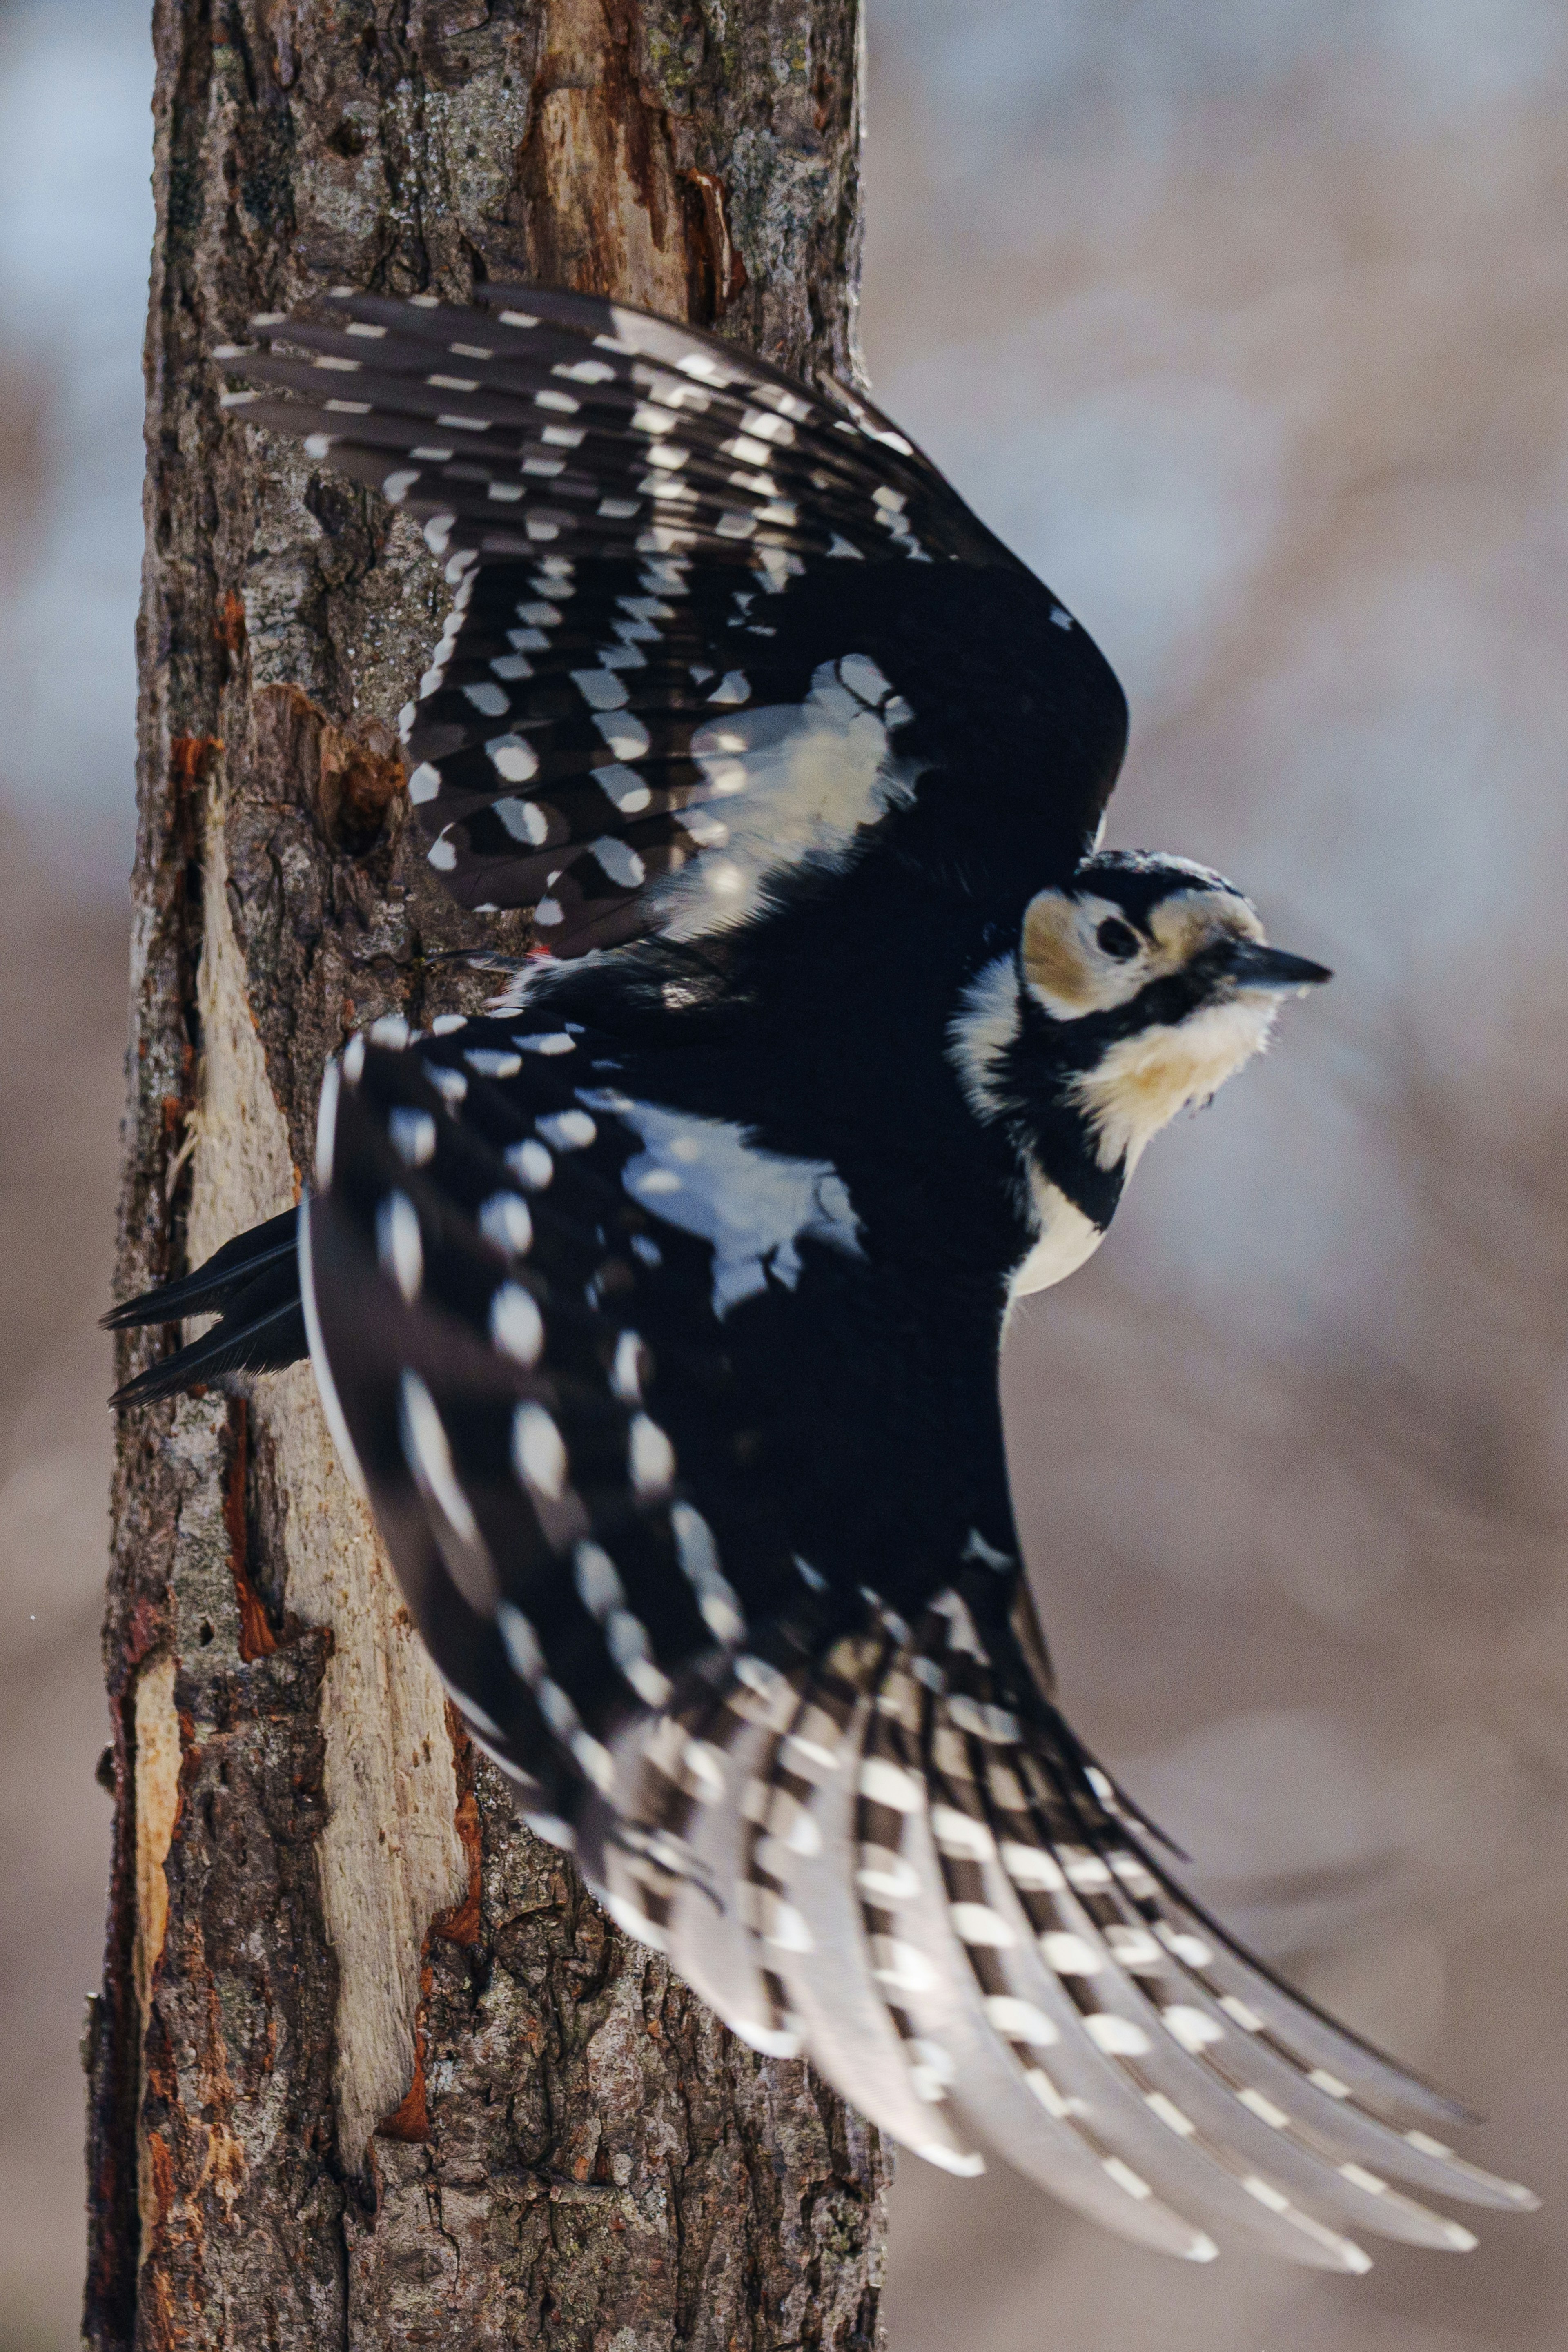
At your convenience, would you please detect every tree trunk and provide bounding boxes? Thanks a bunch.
[87,7,884,2348]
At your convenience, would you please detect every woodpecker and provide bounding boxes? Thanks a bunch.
[108,284,1535,2268]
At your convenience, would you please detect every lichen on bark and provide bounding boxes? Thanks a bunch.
[92,4,883,2348]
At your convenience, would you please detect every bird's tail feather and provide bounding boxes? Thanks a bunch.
[105,1209,308,1405]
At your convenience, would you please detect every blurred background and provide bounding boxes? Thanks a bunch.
[1,0,1565,2345]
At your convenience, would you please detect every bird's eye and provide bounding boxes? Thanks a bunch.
[1096,917,1140,960]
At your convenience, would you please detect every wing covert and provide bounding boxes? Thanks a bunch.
[223,284,1128,953]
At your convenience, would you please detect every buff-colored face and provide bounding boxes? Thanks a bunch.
[1021,876,1280,1174]
[1020,881,1265,1019]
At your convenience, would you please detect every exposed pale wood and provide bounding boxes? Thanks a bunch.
[91,5,882,2350]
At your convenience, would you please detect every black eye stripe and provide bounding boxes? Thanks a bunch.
[1095,916,1140,960]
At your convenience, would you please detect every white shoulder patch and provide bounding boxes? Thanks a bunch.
[584,1094,864,1315]
[655,655,920,939]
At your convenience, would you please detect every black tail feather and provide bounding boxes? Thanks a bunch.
[107,1211,308,1406]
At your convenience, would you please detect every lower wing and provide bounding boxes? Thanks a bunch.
[107,1007,1535,2264]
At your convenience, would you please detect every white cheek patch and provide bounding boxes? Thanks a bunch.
[656,656,920,938]
[1071,994,1280,1173]
[581,1094,864,1316]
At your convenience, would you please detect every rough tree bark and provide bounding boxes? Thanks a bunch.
[88,7,885,2348]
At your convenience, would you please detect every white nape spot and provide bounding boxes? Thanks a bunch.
[670,1501,744,1642]
[463,681,510,717]
[465,1047,522,1080]
[1147,2091,1197,2138]
[506,1138,555,1190]
[494,797,548,846]
[1163,2005,1225,2051]
[370,1013,410,1049]
[628,1414,675,1496]
[513,1401,567,1499]
[490,1283,543,1366]
[516,1031,575,1057]
[595,711,651,760]
[1040,1931,1104,1977]
[998,1842,1067,1892]
[388,1107,437,1167]
[708,670,749,705]
[1105,1925,1163,1971]
[488,736,539,784]
[497,1599,543,1681]
[408,762,442,804]
[610,1331,646,1402]
[376,1194,423,1301]
[1084,2013,1152,2057]
[984,1996,1060,2047]
[595,764,652,813]
[1240,2088,1291,2131]
[537,1109,596,1151]
[428,835,458,872]
[949,1903,1016,1949]
[858,1757,923,1813]
[1103,2158,1154,2204]
[1220,1995,1265,2032]
[595,1096,862,1319]
[535,900,564,927]
[478,1192,534,1256]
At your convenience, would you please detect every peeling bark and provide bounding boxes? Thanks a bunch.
[91,3,881,2348]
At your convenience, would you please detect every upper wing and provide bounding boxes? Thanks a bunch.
[223,285,1127,954]
[301,1002,1532,2267]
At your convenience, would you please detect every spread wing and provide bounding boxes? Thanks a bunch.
[223,285,1127,955]
[296,1003,1532,2266]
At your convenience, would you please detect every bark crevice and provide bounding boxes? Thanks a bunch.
[94,2,883,2347]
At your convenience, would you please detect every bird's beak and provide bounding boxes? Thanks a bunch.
[1221,939,1333,994]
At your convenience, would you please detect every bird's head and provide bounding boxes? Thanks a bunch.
[950,851,1330,1294]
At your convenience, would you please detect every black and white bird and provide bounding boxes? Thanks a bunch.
[109,284,1535,2267]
